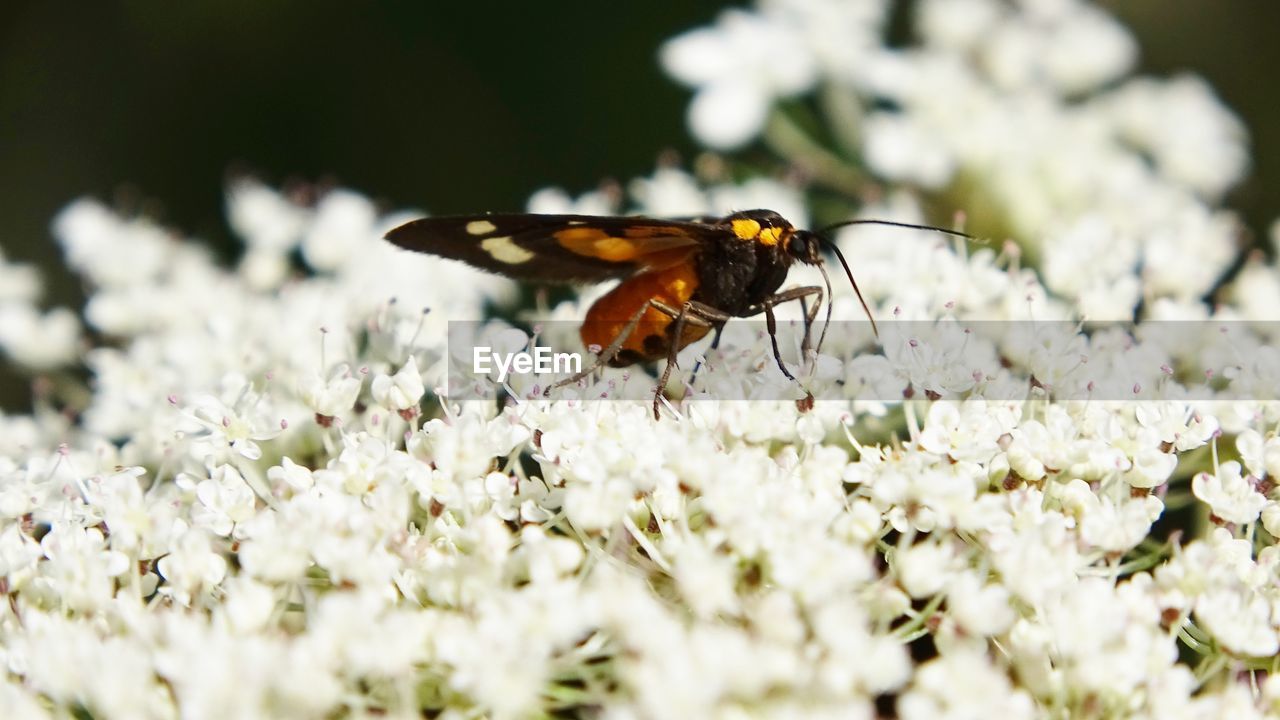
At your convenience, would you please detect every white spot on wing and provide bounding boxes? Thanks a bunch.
[466,220,497,235]
[481,236,534,264]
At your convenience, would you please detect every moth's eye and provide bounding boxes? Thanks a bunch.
[787,234,807,257]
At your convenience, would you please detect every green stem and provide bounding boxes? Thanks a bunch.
[818,82,867,157]
[1193,652,1229,687]
[763,110,867,197]
[893,591,946,640]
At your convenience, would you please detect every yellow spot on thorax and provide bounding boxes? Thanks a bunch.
[731,218,762,240]
[758,227,783,246]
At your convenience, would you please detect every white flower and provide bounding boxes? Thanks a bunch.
[627,167,709,218]
[371,355,425,413]
[917,399,1015,464]
[53,199,172,288]
[882,323,984,398]
[226,179,308,254]
[0,305,80,369]
[514,526,584,584]
[1107,75,1248,198]
[948,571,1015,636]
[863,112,956,188]
[0,678,53,720]
[157,528,228,606]
[411,406,530,489]
[989,2,1137,94]
[181,373,282,461]
[36,524,130,613]
[0,524,44,584]
[10,614,161,719]
[898,650,1035,720]
[218,577,277,634]
[562,477,634,533]
[299,363,363,421]
[1079,492,1163,553]
[671,535,740,618]
[237,248,291,290]
[760,0,889,85]
[266,456,315,492]
[917,0,1001,53]
[301,189,379,272]
[1191,461,1266,525]
[1140,203,1238,301]
[187,464,259,537]
[895,541,954,598]
[1195,587,1278,657]
[526,186,620,216]
[1263,500,1280,539]
[1,0,1277,711]
[1236,428,1280,480]
[92,466,161,554]
[1004,407,1083,482]
[0,247,42,303]
[1134,402,1218,453]
[235,506,314,584]
[1040,215,1139,316]
[661,10,818,148]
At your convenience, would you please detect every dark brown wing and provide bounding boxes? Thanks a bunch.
[384,213,718,283]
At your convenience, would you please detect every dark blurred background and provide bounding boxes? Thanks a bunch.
[1,1,1278,411]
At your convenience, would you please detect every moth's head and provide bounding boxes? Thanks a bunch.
[785,230,824,266]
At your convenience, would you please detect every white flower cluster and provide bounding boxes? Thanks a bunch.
[0,0,1278,717]
[664,0,1247,320]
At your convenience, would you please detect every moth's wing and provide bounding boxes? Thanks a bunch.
[384,214,718,283]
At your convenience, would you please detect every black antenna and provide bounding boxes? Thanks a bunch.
[819,238,880,339]
[815,219,973,341]
[818,218,972,239]
[819,217,967,239]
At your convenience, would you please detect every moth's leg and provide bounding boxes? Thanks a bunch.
[800,286,825,366]
[652,301,729,419]
[764,303,795,382]
[795,288,824,356]
[799,295,810,353]
[664,301,733,371]
[688,323,727,390]
[740,286,825,380]
[790,287,826,356]
[544,299,717,397]
[545,301,653,394]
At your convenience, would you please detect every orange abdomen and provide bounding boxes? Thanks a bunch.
[581,263,710,366]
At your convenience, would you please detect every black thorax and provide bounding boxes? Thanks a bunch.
[693,235,792,316]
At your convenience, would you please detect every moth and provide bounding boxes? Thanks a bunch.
[385,210,964,417]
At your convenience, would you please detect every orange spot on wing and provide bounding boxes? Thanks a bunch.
[557,226,700,263]
[555,227,607,243]
[593,237,638,261]
[555,228,638,261]
[623,225,685,238]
